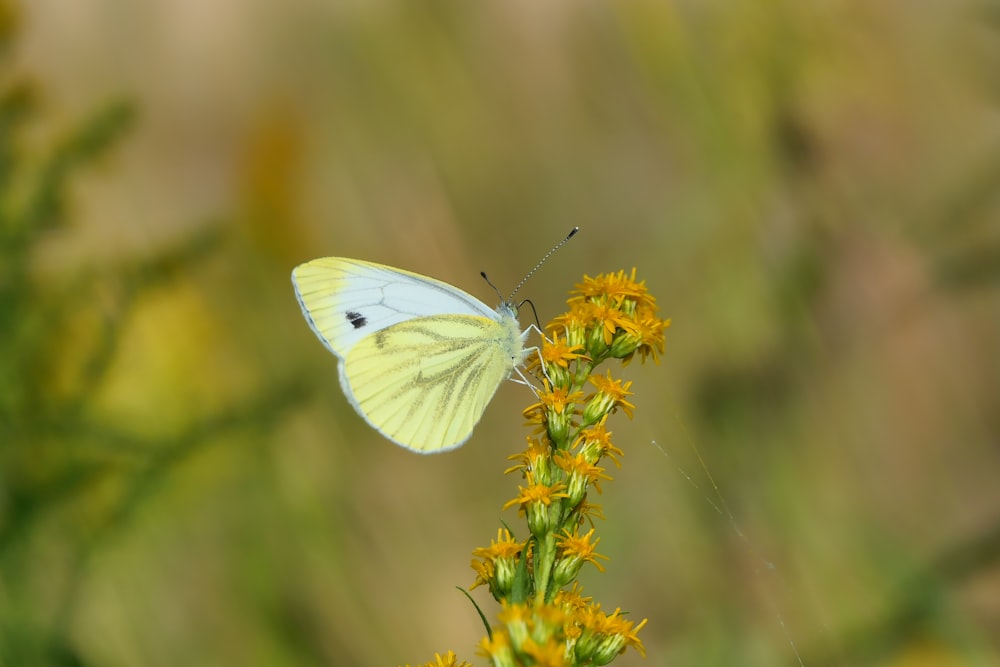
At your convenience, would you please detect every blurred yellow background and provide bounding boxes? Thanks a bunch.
[2,1,999,665]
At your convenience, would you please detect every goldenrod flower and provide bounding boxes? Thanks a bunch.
[521,637,568,667]
[402,650,473,667]
[505,437,553,484]
[610,312,670,364]
[574,422,623,467]
[457,269,662,667]
[564,602,649,664]
[526,330,588,389]
[574,607,648,664]
[571,268,653,308]
[631,313,670,364]
[553,583,592,616]
[583,372,635,425]
[502,473,570,536]
[552,450,610,505]
[553,527,608,586]
[488,602,574,667]
[471,528,526,598]
[557,267,670,366]
[497,601,534,648]
[522,385,583,444]
[479,629,515,667]
[540,331,588,368]
[589,301,636,347]
[547,307,590,350]
[573,498,606,526]
[532,602,570,639]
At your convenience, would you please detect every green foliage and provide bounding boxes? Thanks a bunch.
[0,16,305,667]
[0,81,132,667]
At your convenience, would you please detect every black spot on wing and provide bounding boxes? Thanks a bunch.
[345,311,367,329]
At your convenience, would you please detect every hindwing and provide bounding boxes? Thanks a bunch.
[340,314,515,452]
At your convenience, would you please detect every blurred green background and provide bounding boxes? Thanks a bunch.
[2,1,999,665]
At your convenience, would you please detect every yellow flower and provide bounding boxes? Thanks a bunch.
[521,637,568,667]
[559,268,669,365]
[497,601,534,648]
[532,602,570,639]
[553,528,608,586]
[530,331,587,387]
[584,372,635,425]
[547,307,590,350]
[522,385,583,417]
[470,556,495,593]
[552,449,611,505]
[502,473,570,536]
[402,650,473,667]
[471,529,525,598]
[573,497,606,525]
[493,602,572,667]
[573,606,648,664]
[589,301,636,347]
[613,313,670,365]
[553,583,592,616]
[541,331,588,367]
[504,437,553,484]
[522,385,583,444]
[573,422,623,467]
[571,268,653,310]
[636,313,669,363]
[478,629,515,667]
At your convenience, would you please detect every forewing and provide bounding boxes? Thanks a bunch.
[292,258,495,358]
[340,315,513,453]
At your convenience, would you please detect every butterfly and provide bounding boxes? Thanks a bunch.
[291,229,575,454]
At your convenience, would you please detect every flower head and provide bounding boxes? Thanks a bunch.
[573,607,648,665]
[574,422,623,467]
[572,268,654,309]
[403,650,473,667]
[478,629,515,667]
[523,385,583,444]
[505,437,553,484]
[471,528,526,599]
[528,331,587,388]
[553,449,611,506]
[555,268,670,365]
[583,372,635,425]
[553,527,609,586]
[502,473,570,536]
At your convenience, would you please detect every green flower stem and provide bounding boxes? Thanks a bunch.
[533,531,558,605]
[573,363,595,392]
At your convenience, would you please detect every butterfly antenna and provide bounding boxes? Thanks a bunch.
[480,271,504,302]
[507,226,579,301]
[518,298,542,330]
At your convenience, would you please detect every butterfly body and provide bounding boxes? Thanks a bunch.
[292,258,527,453]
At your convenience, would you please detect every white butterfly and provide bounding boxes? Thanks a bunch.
[292,230,576,454]
[292,258,532,453]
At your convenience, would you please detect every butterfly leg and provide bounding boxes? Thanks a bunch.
[511,364,542,397]
[521,324,556,385]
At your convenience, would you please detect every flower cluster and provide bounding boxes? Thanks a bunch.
[410,269,669,667]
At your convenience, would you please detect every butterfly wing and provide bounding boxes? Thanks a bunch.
[291,258,496,359]
[341,314,519,453]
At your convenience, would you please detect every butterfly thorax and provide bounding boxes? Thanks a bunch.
[495,302,527,370]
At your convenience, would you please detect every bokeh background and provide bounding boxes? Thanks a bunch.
[2,1,999,665]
